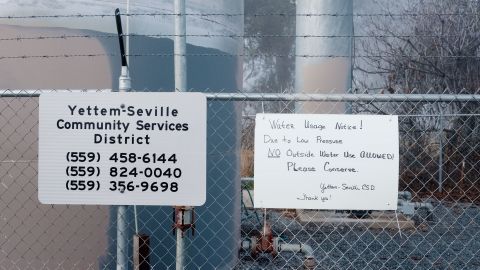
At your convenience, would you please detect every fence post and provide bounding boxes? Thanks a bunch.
[116,66,131,270]
[116,8,131,270]
[117,205,128,270]
[176,223,186,270]
[438,114,444,193]
[174,0,188,269]
[174,0,187,93]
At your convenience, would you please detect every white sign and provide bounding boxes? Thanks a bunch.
[254,114,399,210]
[39,92,206,206]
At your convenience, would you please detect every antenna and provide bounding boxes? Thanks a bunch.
[115,8,128,67]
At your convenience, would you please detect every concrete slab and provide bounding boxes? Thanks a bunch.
[297,210,415,230]
[242,190,415,229]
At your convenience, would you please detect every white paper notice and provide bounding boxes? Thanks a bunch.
[254,114,399,210]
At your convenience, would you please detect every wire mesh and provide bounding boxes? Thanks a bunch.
[1,1,480,268]
[0,91,479,269]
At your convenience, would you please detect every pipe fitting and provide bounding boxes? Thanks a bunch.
[119,66,131,92]
[239,222,316,269]
[413,202,434,211]
[241,239,252,251]
[172,206,195,237]
[278,242,316,269]
[304,257,316,269]
[398,191,412,201]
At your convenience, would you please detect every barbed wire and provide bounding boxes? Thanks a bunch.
[0,34,118,41]
[1,53,480,61]
[1,33,478,42]
[242,113,480,118]
[2,89,479,101]
[0,53,115,60]
[1,12,480,20]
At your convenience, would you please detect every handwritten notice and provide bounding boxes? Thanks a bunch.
[254,114,399,210]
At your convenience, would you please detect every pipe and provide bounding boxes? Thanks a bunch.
[115,9,130,270]
[240,237,316,269]
[398,191,412,201]
[176,231,185,270]
[3,91,480,102]
[277,242,316,269]
[413,202,434,212]
[174,0,188,269]
[398,191,434,212]
[117,205,128,270]
[174,206,194,270]
[241,240,252,251]
[278,243,314,259]
[203,93,480,102]
[174,0,187,92]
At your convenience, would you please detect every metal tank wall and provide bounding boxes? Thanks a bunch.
[0,1,243,269]
[97,40,242,270]
[295,0,353,113]
[0,0,243,56]
[99,40,243,270]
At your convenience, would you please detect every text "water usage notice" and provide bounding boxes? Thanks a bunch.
[254,114,399,210]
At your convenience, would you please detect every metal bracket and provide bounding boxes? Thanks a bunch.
[172,206,195,237]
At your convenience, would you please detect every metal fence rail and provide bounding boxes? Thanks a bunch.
[0,90,479,269]
[2,90,480,101]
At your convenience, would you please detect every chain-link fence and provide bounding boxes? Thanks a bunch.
[1,1,480,269]
[1,90,479,269]
[238,92,480,270]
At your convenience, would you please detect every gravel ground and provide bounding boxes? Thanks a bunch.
[236,202,480,269]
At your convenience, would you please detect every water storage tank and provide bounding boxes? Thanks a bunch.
[295,0,353,113]
[0,1,243,269]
